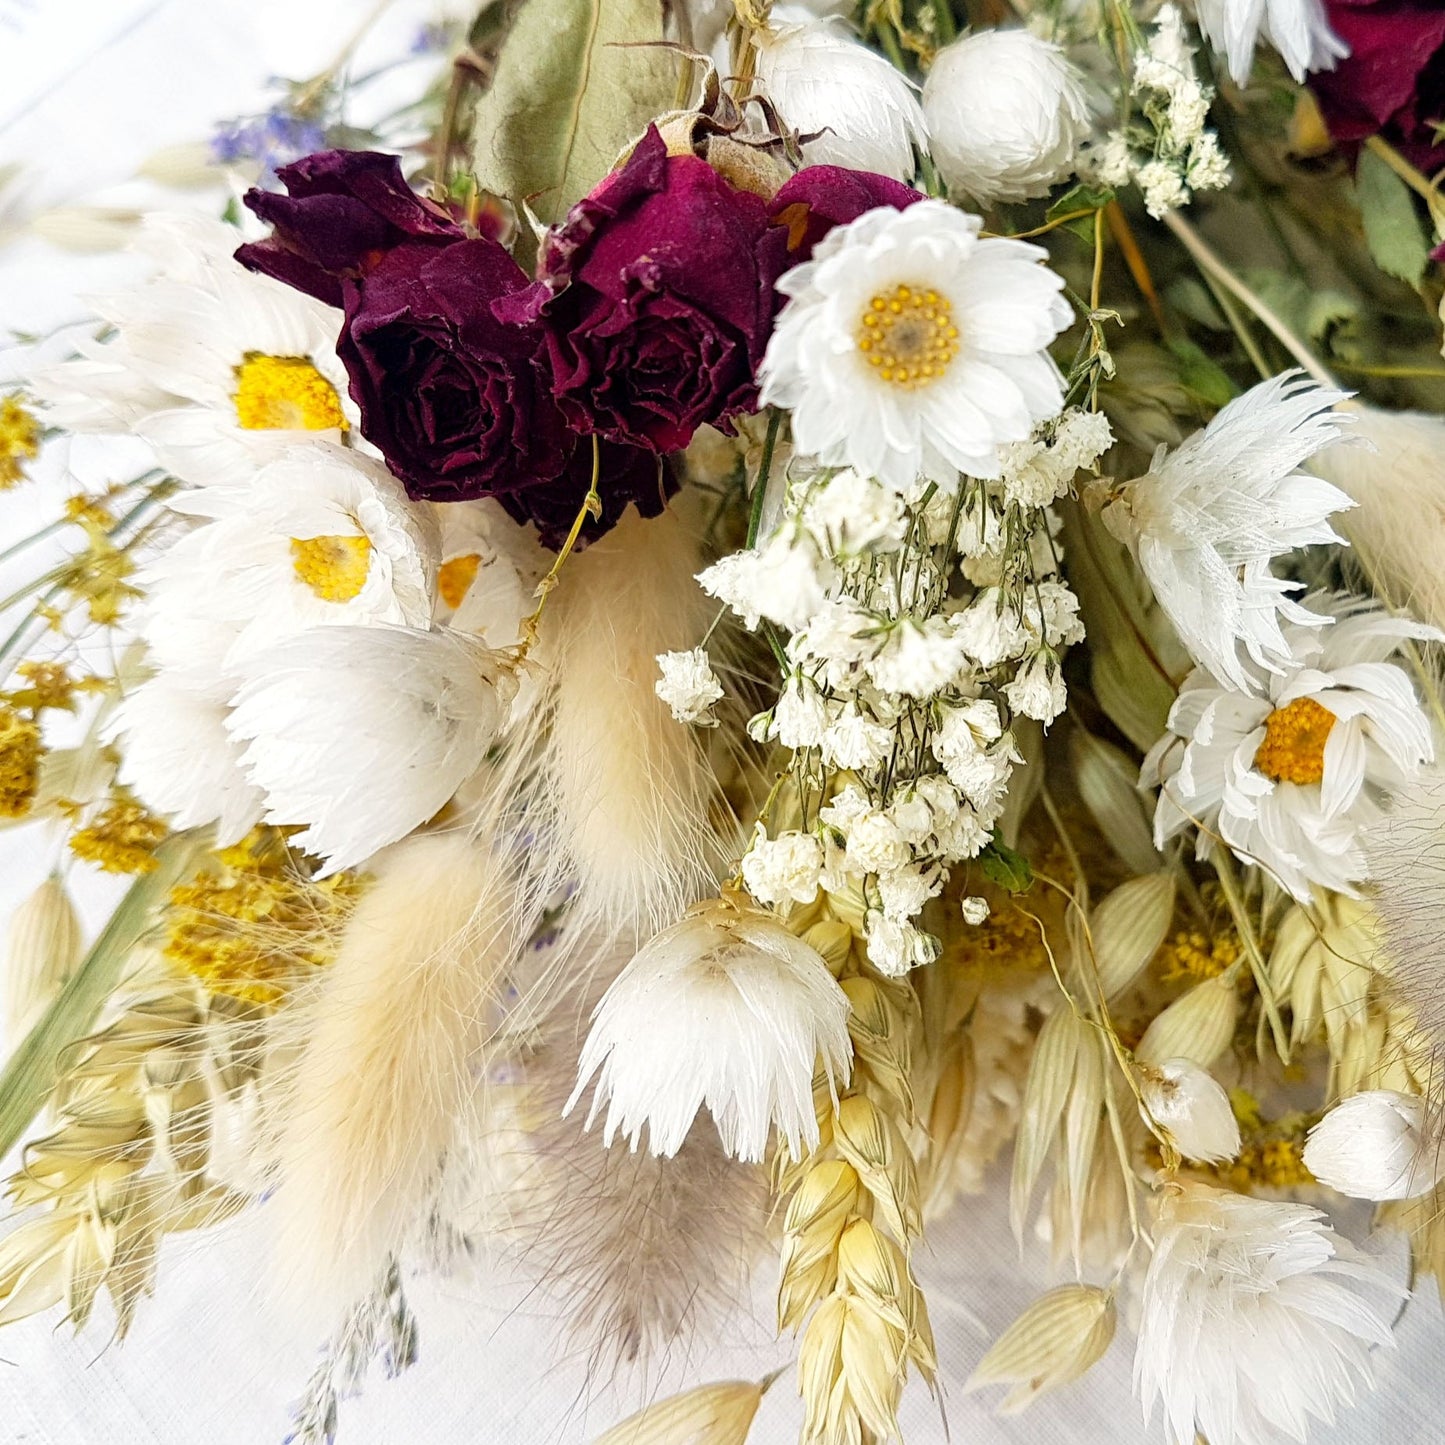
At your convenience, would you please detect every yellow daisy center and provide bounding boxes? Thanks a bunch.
[438,552,481,610]
[234,353,348,432]
[856,283,960,389]
[1254,696,1336,785]
[290,534,372,603]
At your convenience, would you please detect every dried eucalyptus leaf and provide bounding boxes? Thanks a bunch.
[470,0,678,225]
[1355,147,1431,288]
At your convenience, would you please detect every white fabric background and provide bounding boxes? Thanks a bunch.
[0,3,1441,1440]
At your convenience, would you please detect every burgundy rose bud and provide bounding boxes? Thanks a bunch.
[509,125,791,455]
[768,166,926,261]
[337,237,572,503]
[497,440,676,552]
[1311,1,1445,174]
[237,149,463,307]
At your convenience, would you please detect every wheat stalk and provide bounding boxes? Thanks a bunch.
[0,952,256,1335]
[776,902,936,1445]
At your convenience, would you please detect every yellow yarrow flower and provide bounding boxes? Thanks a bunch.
[164,829,363,1005]
[0,394,40,489]
[69,798,169,873]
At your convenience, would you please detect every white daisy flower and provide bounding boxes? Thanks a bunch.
[1193,0,1348,85]
[29,213,358,488]
[566,897,852,1162]
[227,626,512,873]
[1144,596,1436,901]
[755,21,928,182]
[174,442,437,663]
[1103,372,1355,691]
[759,200,1072,492]
[924,29,1092,205]
[432,499,544,648]
[1135,1182,1403,1445]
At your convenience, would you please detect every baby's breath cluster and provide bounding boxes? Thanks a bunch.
[699,409,1110,975]
[1088,4,1231,219]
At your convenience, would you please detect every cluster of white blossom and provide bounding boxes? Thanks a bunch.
[1088,5,1231,219]
[695,411,1110,975]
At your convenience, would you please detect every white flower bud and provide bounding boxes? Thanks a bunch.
[1303,1090,1444,1202]
[924,30,1091,205]
[756,22,929,183]
[4,876,82,1045]
[1138,1058,1241,1164]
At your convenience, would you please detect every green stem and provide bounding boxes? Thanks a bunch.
[746,408,783,550]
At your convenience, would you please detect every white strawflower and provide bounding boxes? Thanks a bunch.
[961,895,990,925]
[1193,0,1347,85]
[567,897,852,1161]
[227,626,511,873]
[1145,595,1436,901]
[1138,1059,1241,1163]
[1104,372,1355,691]
[655,647,725,727]
[741,828,825,906]
[760,200,1071,492]
[1303,1090,1444,1202]
[924,30,1091,205]
[755,21,928,182]
[1135,1182,1403,1445]
[111,670,263,845]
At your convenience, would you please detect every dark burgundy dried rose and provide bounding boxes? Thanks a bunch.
[335,237,572,503]
[497,440,676,552]
[767,166,925,262]
[237,149,463,307]
[505,125,791,454]
[1311,1,1445,174]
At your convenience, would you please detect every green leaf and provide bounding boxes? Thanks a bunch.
[1355,146,1431,288]
[1059,502,1181,753]
[469,0,679,227]
[1046,183,1113,243]
[0,834,202,1160]
[981,830,1033,893]
[1166,337,1236,410]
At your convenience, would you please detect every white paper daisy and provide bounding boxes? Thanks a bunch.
[759,199,1071,493]
[1104,371,1355,692]
[30,213,358,488]
[168,441,438,664]
[1136,1182,1403,1445]
[1144,595,1437,900]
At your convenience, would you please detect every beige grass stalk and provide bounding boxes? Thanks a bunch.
[1310,405,1445,635]
[269,831,517,1327]
[539,505,724,940]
